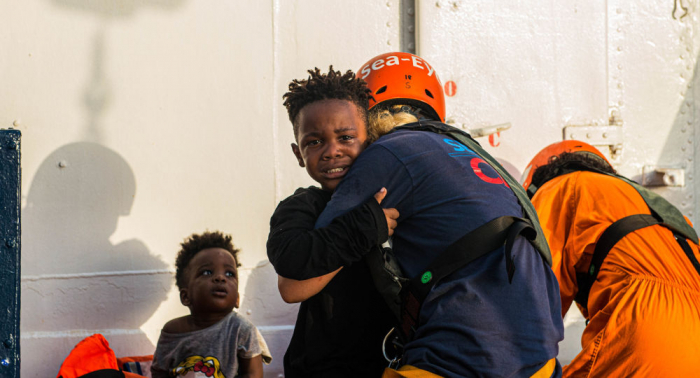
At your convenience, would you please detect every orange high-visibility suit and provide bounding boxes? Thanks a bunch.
[532,171,700,377]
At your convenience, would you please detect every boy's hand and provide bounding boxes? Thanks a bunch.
[374,188,400,236]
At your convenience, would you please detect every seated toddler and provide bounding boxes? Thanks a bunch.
[151,231,271,378]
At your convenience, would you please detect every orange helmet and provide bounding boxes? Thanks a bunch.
[521,140,611,193]
[358,52,446,122]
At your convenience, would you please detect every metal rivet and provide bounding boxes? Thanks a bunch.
[408,42,415,50]
[408,7,415,15]
[7,139,17,150]
[3,339,12,349]
[387,40,392,46]
[408,25,415,33]
[436,1,441,7]
[603,133,608,138]
[58,161,67,168]
[5,239,16,249]
[617,46,623,52]
[12,120,20,127]
[386,22,392,27]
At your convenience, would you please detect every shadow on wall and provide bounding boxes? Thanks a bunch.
[21,142,170,376]
[240,260,300,376]
[51,0,186,17]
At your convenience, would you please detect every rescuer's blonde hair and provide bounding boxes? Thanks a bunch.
[367,104,420,142]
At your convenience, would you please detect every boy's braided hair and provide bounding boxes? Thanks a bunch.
[175,231,241,290]
[283,66,373,140]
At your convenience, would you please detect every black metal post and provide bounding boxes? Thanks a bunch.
[0,129,21,378]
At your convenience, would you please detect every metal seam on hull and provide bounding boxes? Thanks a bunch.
[21,325,295,339]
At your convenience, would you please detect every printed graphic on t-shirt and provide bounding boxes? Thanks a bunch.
[172,355,225,378]
[442,138,509,188]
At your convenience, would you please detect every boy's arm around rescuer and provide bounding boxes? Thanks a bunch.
[268,186,398,302]
[270,188,399,303]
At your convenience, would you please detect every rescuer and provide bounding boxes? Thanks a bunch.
[312,52,564,378]
[522,140,700,377]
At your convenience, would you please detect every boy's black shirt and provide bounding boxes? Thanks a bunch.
[267,186,393,378]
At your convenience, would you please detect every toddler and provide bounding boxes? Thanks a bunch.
[152,231,271,378]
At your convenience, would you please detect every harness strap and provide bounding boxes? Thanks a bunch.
[398,216,536,341]
[674,234,700,276]
[575,214,660,310]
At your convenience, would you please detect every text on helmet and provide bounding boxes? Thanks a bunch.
[360,55,437,80]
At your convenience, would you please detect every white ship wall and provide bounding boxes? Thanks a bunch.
[1,1,697,377]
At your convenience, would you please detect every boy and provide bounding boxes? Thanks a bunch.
[267,67,397,377]
[152,231,271,378]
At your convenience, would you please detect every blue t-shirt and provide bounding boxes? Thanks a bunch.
[316,128,564,377]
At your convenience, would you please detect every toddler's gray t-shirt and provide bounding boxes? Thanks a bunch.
[151,311,271,378]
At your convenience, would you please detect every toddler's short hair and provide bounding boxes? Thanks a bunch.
[283,66,373,141]
[175,231,240,290]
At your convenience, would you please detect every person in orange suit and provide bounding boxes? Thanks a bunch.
[522,140,700,377]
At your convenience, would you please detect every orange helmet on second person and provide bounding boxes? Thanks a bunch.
[358,52,446,122]
[521,140,612,194]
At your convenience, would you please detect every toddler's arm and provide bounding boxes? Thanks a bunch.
[237,355,263,378]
